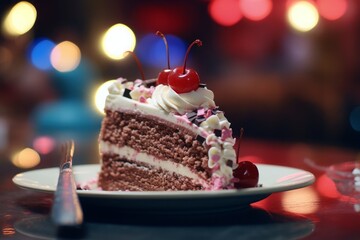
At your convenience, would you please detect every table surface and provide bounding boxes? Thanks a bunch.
[1,138,360,240]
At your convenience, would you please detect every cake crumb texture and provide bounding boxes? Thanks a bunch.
[100,110,211,179]
[98,153,203,191]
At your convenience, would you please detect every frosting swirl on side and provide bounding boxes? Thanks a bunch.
[149,84,216,115]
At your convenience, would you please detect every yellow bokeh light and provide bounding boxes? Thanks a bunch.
[281,187,319,214]
[101,24,136,60]
[2,1,37,36]
[287,1,319,32]
[50,41,81,72]
[94,80,116,114]
[12,148,41,169]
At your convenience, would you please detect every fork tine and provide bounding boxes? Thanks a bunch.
[51,139,83,226]
[61,140,75,166]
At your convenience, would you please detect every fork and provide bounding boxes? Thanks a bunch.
[50,140,83,226]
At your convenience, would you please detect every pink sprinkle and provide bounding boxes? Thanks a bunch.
[221,128,233,141]
[139,96,146,103]
[211,177,225,190]
[204,109,212,118]
[197,108,205,116]
[212,164,220,172]
[212,154,220,162]
[176,115,191,124]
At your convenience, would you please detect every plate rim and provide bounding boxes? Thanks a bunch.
[12,163,315,199]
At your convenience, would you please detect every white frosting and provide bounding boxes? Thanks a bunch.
[103,80,237,189]
[149,84,215,115]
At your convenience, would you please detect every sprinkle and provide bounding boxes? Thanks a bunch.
[214,129,222,137]
[212,107,220,115]
[123,88,132,99]
[176,114,191,124]
[196,135,206,144]
[211,176,225,190]
[139,96,146,103]
[204,109,212,118]
[195,116,206,126]
[199,83,206,88]
[221,128,233,141]
[212,154,220,162]
[197,108,205,116]
[226,160,233,167]
[186,111,197,122]
[212,164,220,172]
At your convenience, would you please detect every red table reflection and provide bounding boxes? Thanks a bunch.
[1,138,360,239]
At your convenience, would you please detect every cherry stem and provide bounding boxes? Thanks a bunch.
[182,39,202,74]
[156,31,170,69]
[236,128,244,163]
[125,51,145,81]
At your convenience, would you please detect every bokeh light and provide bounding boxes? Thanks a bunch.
[33,136,56,155]
[101,24,136,60]
[349,106,360,132]
[316,174,341,199]
[12,148,41,169]
[239,0,273,21]
[50,41,81,72]
[29,38,55,71]
[281,187,319,214]
[94,80,116,114]
[287,0,319,32]
[2,226,15,236]
[208,0,243,26]
[317,0,348,21]
[136,34,186,69]
[2,1,37,36]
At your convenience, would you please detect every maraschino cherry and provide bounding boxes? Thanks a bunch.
[233,128,259,188]
[168,39,202,93]
[233,161,259,188]
[156,31,171,85]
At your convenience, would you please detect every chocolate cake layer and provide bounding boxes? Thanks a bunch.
[98,153,204,191]
[100,110,211,178]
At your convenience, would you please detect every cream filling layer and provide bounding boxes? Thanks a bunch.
[99,141,210,188]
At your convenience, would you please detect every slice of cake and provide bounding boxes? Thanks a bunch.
[98,78,238,191]
[98,36,258,191]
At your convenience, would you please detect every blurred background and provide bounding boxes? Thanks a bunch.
[0,0,360,170]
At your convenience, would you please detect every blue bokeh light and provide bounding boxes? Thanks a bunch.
[29,38,55,71]
[349,106,360,132]
[136,34,186,69]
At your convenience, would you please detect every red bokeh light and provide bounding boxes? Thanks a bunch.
[33,136,56,155]
[316,174,341,199]
[208,0,243,26]
[239,0,273,21]
[317,0,348,21]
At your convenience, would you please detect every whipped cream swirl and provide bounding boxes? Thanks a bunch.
[149,84,216,115]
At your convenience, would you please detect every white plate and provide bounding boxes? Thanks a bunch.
[13,164,315,213]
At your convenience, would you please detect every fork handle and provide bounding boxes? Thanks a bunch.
[51,168,83,226]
